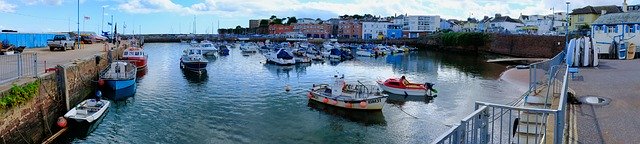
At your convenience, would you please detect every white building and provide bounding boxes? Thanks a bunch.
[487,14,524,33]
[362,22,391,39]
[394,15,441,38]
[592,12,640,55]
[297,18,320,24]
[519,14,567,35]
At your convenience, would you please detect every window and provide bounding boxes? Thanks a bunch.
[578,15,585,22]
[628,24,636,33]
[607,26,615,33]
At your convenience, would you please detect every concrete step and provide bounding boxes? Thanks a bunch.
[525,96,552,105]
[514,133,544,144]
[519,113,548,124]
[516,122,546,134]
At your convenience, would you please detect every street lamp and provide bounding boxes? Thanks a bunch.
[566,1,570,46]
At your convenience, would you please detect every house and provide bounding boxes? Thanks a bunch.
[268,24,294,35]
[293,23,332,39]
[487,14,524,33]
[338,19,361,39]
[591,12,640,55]
[362,21,391,39]
[440,20,452,31]
[569,5,622,31]
[394,15,440,38]
[386,24,403,39]
[477,16,492,32]
[298,18,321,24]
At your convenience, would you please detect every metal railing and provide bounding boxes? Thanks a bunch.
[432,51,569,144]
[0,53,38,84]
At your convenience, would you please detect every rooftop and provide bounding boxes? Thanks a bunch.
[592,12,640,25]
[570,5,622,15]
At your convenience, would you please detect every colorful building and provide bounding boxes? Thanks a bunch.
[394,15,441,38]
[268,24,294,35]
[338,20,362,39]
[592,12,640,54]
[362,22,390,40]
[386,24,403,39]
[569,5,621,31]
[293,23,332,38]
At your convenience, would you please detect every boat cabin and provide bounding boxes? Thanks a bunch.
[123,47,145,58]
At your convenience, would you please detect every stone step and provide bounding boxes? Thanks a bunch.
[525,96,553,105]
[514,133,544,144]
[516,122,547,134]
[523,104,550,109]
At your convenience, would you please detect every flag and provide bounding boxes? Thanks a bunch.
[84,16,90,20]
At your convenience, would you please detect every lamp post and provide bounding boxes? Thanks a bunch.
[566,1,570,45]
[77,0,80,49]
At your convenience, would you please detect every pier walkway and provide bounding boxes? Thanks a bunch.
[569,59,640,143]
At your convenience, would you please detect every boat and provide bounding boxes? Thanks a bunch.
[63,97,110,138]
[329,48,343,60]
[180,48,209,72]
[377,76,437,96]
[218,45,230,56]
[295,56,312,63]
[308,75,388,110]
[99,61,137,100]
[189,39,199,47]
[199,40,218,56]
[121,47,148,69]
[356,49,374,57]
[240,43,259,53]
[628,43,636,60]
[264,48,295,65]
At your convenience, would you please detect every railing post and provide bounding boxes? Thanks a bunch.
[17,54,22,77]
[452,125,461,144]
[33,53,38,77]
[554,110,564,144]
[459,120,468,144]
[480,108,490,144]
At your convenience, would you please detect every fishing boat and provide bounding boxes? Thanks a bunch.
[99,61,137,100]
[63,96,110,138]
[199,40,218,56]
[264,48,295,65]
[180,48,209,72]
[308,75,388,110]
[376,76,437,96]
[121,47,147,69]
[218,45,230,56]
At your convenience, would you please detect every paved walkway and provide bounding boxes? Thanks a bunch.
[569,59,640,144]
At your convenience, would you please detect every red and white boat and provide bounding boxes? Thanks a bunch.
[377,76,437,96]
[122,47,147,69]
[308,75,388,110]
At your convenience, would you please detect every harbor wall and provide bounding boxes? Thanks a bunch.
[0,45,124,144]
[486,34,565,58]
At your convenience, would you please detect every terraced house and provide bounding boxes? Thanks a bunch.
[569,5,621,31]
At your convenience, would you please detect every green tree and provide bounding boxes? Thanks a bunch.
[353,14,363,19]
[286,17,298,25]
[259,20,269,27]
[270,15,277,20]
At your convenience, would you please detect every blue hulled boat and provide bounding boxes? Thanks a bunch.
[181,48,209,71]
[99,61,137,100]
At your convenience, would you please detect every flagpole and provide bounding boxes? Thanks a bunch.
[77,0,80,50]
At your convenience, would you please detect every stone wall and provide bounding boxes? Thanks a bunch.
[0,45,124,144]
[486,34,565,58]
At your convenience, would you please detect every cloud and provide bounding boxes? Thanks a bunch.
[22,0,63,5]
[114,0,635,20]
[0,0,17,12]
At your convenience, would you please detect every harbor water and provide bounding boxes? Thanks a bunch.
[71,43,523,143]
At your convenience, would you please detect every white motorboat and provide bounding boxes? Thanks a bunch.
[181,48,209,72]
[264,48,296,65]
[356,49,374,57]
[240,43,260,53]
[63,98,110,137]
[308,75,388,110]
[199,40,218,56]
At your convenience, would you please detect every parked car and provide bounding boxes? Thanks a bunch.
[80,36,93,44]
[47,34,76,51]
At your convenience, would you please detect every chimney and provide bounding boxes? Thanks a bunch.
[623,0,629,12]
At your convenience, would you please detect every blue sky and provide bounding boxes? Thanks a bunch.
[0,0,635,34]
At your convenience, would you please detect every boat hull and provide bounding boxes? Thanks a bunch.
[266,58,295,66]
[308,92,387,110]
[102,79,137,100]
[121,56,147,69]
[64,100,110,138]
[181,61,208,71]
[377,82,428,96]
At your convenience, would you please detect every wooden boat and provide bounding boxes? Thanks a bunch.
[63,98,110,138]
[377,76,437,96]
[308,75,388,110]
[99,61,137,100]
[628,43,636,60]
[121,46,147,69]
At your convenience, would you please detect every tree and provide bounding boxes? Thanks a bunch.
[286,17,298,25]
[270,15,277,20]
[353,14,363,20]
[259,20,269,27]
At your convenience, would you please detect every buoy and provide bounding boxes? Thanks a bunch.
[98,79,105,86]
[322,98,329,103]
[332,100,338,105]
[359,101,367,108]
[345,102,352,108]
[285,85,291,92]
[57,117,67,128]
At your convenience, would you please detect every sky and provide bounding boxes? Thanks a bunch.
[0,0,636,34]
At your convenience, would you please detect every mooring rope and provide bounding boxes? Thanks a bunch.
[392,105,419,119]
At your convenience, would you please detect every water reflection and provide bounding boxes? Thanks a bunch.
[182,69,208,84]
[385,94,435,106]
[307,100,386,126]
[136,68,148,80]
[263,64,294,78]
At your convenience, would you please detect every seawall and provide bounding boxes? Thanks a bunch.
[0,43,125,144]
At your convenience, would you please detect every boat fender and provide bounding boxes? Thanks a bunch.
[331,99,338,105]
[345,102,352,108]
[98,79,105,86]
[322,98,329,103]
[359,101,367,108]
[307,92,313,99]
[57,117,67,128]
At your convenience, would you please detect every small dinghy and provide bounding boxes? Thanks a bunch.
[308,75,388,110]
[377,76,437,96]
[63,92,110,138]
